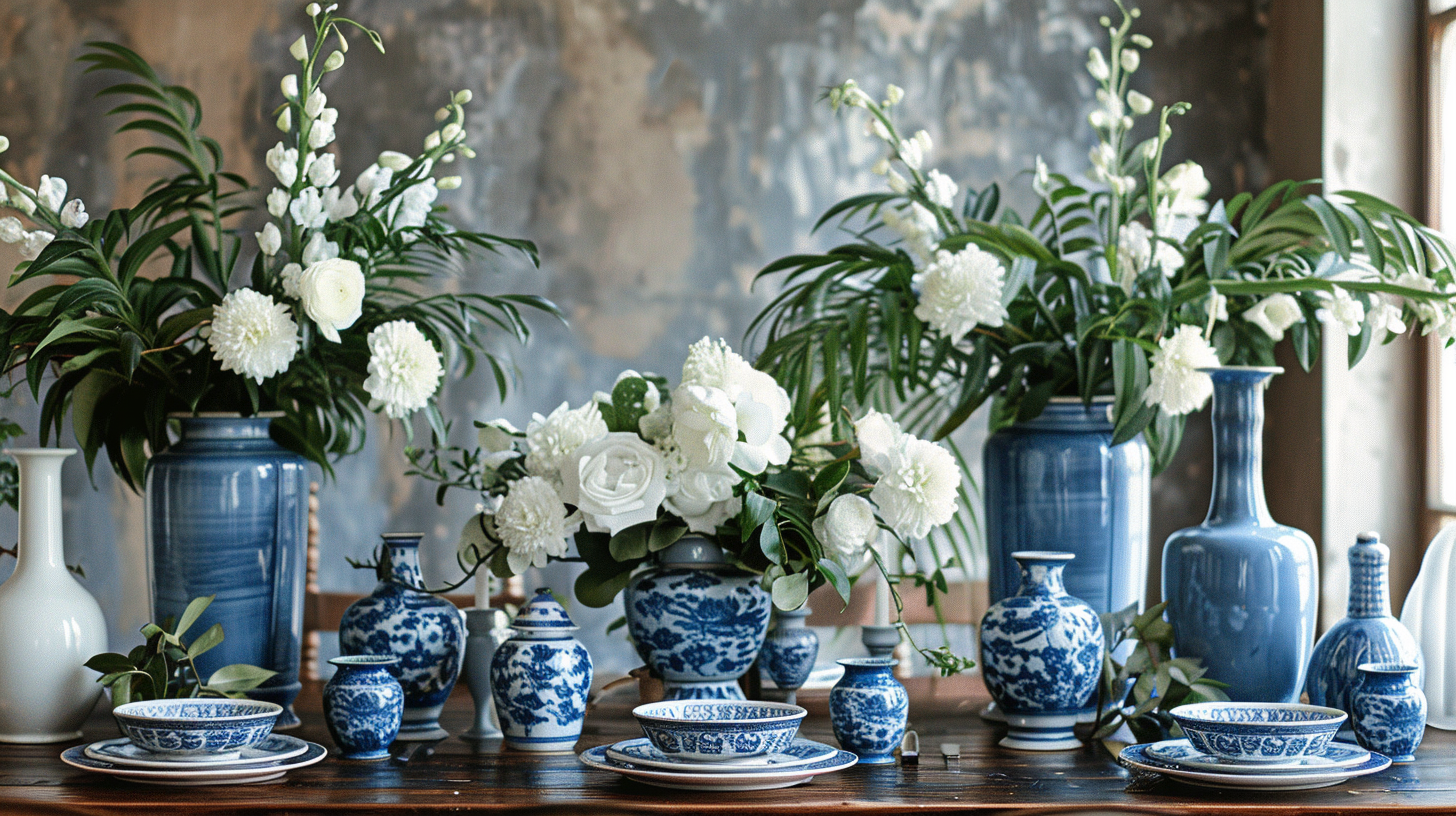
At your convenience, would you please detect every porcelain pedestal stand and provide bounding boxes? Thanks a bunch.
[461,608,511,741]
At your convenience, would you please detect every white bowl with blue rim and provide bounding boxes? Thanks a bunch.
[112,699,282,759]
[632,700,806,762]
[1170,702,1346,764]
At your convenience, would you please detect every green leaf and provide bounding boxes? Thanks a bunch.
[205,664,278,693]
[817,558,852,607]
[173,594,213,639]
[759,519,784,566]
[810,460,850,501]
[186,622,224,660]
[647,517,687,552]
[573,564,636,608]
[608,524,649,562]
[770,571,810,611]
[739,492,778,544]
[85,652,139,675]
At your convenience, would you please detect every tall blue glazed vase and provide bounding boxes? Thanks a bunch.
[1162,367,1319,703]
[146,415,309,727]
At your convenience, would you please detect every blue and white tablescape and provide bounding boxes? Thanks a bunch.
[1143,738,1372,774]
[85,734,310,769]
[828,657,908,764]
[1306,533,1422,722]
[1118,741,1392,791]
[321,654,404,761]
[490,589,593,753]
[111,699,281,759]
[578,742,858,792]
[462,607,512,741]
[604,736,837,773]
[339,533,466,742]
[60,739,327,786]
[623,537,772,701]
[632,700,805,762]
[1351,662,1427,763]
[1168,702,1345,764]
[760,607,818,705]
[978,551,1103,751]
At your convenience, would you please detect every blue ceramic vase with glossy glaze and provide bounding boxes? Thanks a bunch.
[1352,662,1427,763]
[322,655,404,760]
[490,590,593,753]
[760,606,818,705]
[829,657,907,765]
[1162,367,1319,703]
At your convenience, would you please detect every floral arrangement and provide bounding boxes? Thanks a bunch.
[0,4,553,486]
[750,0,1456,470]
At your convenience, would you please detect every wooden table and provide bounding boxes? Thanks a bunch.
[3,675,1455,814]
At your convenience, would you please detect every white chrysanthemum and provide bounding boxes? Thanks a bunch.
[525,401,609,481]
[1317,288,1365,337]
[870,437,959,541]
[208,288,300,384]
[882,201,940,267]
[925,169,958,210]
[812,494,879,565]
[495,476,573,574]
[912,246,1008,342]
[363,320,443,419]
[296,258,364,342]
[1243,293,1304,341]
[1144,324,1221,415]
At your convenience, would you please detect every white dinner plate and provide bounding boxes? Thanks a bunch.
[1120,742,1390,791]
[604,737,837,773]
[1143,739,1370,774]
[61,740,326,785]
[84,734,309,769]
[579,743,857,791]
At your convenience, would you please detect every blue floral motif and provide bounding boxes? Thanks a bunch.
[829,658,908,765]
[633,700,804,761]
[112,700,279,757]
[489,592,593,753]
[322,657,404,760]
[1170,703,1345,762]
[761,610,818,692]
[1352,664,1427,763]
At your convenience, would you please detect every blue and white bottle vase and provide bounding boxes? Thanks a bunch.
[829,657,908,765]
[489,590,593,753]
[1352,662,1427,763]
[322,655,404,760]
[760,606,818,705]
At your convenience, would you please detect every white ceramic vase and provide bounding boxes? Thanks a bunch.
[0,449,107,742]
[1399,523,1456,729]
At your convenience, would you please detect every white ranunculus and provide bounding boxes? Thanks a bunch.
[664,467,740,533]
[925,169,958,210]
[670,384,739,472]
[0,217,23,243]
[267,188,290,218]
[881,201,940,267]
[729,367,792,474]
[1242,293,1304,341]
[477,418,521,453]
[1144,324,1221,415]
[59,199,87,229]
[363,320,443,418]
[812,494,879,565]
[525,401,609,482]
[19,230,53,260]
[308,152,339,188]
[854,410,906,475]
[494,476,574,574]
[279,263,303,298]
[559,432,669,536]
[870,437,959,541]
[913,245,1009,342]
[300,231,339,265]
[295,257,364,342]
[208,288,300,384]
[266,142,299,187]
[36,175,66,212]
[1317,288,1365,337]
[256,222,281,256]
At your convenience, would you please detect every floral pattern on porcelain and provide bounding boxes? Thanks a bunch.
[489,590,593,752]
[1352,663,1427,763]
[112,700,280,757]
[829,658,908,765]
[632,700,805,762]
[607,736,835,771]
[322,655,404,760]
[760,608,818,693]
[1170,703,1346,763]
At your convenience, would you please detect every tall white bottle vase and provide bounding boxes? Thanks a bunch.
[0,449,107,742]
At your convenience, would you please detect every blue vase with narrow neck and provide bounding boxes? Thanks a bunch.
[1162,367,1319,703]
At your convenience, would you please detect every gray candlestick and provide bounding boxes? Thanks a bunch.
[461,607,511,741]
[861,624,901,658]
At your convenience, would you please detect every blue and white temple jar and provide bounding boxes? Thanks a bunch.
[829,657,908,765]
[489,590,593,753]
[322,655,404,760]
[1352,662,1427,763]
[979,551,1104,751]
[760,606,818,705]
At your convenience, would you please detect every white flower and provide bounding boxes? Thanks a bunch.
[1127,90,1154,115]
[8,184,34,215]
[59,199,87,229]
[872,158,890,176]
[376,151,412,171]
[441,122,463,143]
[266,142,299,187]
[914,129,932,155]
[884,84,904,105]
[1087,47,1110,81]
[1157,161,1211,227]
[0,217,23,243]
[925,169,958,209]
[854,410,906,475]
[1120,48,1140,73]
[729,367,792,474]
[866,117,891,142]
[267,188,290,218]
[19,230,53,260]
[1316,287,1365,336]
[207,288,300,384]
[256,222,281,256]
[1116,221,1152,290]
[363,320,443,418]
[525,401,609,481]
[477,418,521,453]
[559,432,669,536]
[898,136,924,171]
[663,467,740,533]
[308,152,339,188]
[300,230,339,265]
[281,74,299,99]
[812,494,879,565]
[670,384,739,472]
[1242,293,1304,341]
[295,257,364,342]
[289,36,308,61]
[279,263,303,298]
[870,436,959,541]
[438,176,462,190]
[912,245,1009,342]
[424,131,442,151]
[680,336,739,391]
[1144,324,1221,415]
[881,201,939,266]
[356,163,395,207]
[289,187,327,230]
[885,169,910,195]
[495,476,574,574]
[389,180,438,231]
[1209,292,1229,323]
[1369,296,1407,338]
[35,175,66,212]
[324,185,358,221]
[309,118,336,149]
[304,88,327,118]
[276,108,292,133]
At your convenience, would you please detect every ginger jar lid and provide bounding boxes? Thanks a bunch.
[510,589,579,633]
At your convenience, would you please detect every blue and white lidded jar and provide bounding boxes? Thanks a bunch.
[489,589,594,753]
[1352,662,1427,763]
[829,657,908,765]
[760,606,818,705]
[322,655,404,760]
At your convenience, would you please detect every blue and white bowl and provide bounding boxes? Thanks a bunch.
[1171,702,1346,763]
[112,699,281,759]
[632,700,805,762]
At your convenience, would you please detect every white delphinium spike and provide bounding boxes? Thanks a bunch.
[289,187,327,230]
[267,188,290,218]
[363,320,444,418]
[256,222,282,256]
[290,36,309,62]
[0,217,23,243]
[309,118,336,149]
[308,152,339,188]
[36,175,66,212]
[208,289,300,384]
[59,199,88,229]
[304,88,326,118]
[266,143,299,187]
[19,230,52,259]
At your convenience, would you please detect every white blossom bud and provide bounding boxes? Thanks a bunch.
[318,107,338,126]
[872,158,890,176]
[1087,47,1110,81]
[59,199,88,229]
[0,217,24,243]
[322,51,344,72]
[1088,109,1110,129]
[36,175,66,212]
[0,136,9,153]
[305,88,327,118]
[440,153,456,163]
[305,3,321,15]
[276,107,292,133]
[459,145,476,159]
[424,131,442,151]
[325,185,358,220]
[866,118,891,141]
[914,129,932,154]
[1131,34,1154,48]
[1121,49,1140,73]
[441,123,463,143]
[301,230,339,264]
[1127,90,1154,115]
[435,108,450,122]
[8,185,34,215]
[256,222,282,256]
[884,84,904,106]
[290,36,309,61]
[886,169,909,194]
[281,74,299,99]
[309,120,336,149]
[437,176,462,190]
[377,151,412,171]
[454,89,472,105]
[267,188,290,218]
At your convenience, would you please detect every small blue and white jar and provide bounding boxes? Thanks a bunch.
[489,590,593,753]
[1352,662,1427,763]
[322,655,404,761]
[760,606,818,705]
[979,551,1103,751]
[829,657,908,765]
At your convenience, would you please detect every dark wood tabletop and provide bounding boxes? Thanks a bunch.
[3,675,1454,814]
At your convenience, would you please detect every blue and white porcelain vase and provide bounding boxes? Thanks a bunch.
[1162,367,1320,703]
[147,415,308,728]
[322,655,404,760]
[623,537,772,701]
[339,533,465,741]
[1306,532,1422,720]
[829,657,908,765]
[490,590,593,753]
[760,606,818,705]
[979,551,1103,751]
[1352,662,1427,763]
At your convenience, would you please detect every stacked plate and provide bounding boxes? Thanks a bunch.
[1119,739,1391,791]
[580,737,857,791]
[61,735,327,786]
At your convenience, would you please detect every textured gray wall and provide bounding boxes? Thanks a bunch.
[0,0,1265,667]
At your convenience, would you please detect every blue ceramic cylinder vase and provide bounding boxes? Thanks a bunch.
[829,657,908,765]
[1306,532,1422,719]
[146,415,308,728]
[983,398,1150,616]
[1352,662,1427,763]
[490,590,593,753]
[979,551,1103,751]
[1162,367,1319,703]
[623,537,772,701]
[339,534,465,741]
[760,606,818,705]
[322,655,404,760]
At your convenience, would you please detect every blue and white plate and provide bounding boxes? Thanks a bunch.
[84,734,310,769]
[1145,738,1370,774]
[604,737,836,773]
[60,740,326,786]
[1120,742,1390,791]
[580,743,857,791]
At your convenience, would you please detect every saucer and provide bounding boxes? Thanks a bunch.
[1120,742,1390,791]
[1144,739,1370,774]
[604,737,837,773]
[579,743,857,791]
[85,734,309,769]
[61,740,326,786]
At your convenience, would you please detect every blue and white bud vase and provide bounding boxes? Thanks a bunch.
[1352,662,1427,763]
[339,533,465,741]
[979,551,1104,751]
[490,590,593,753]
[322,655,404,760]
[760,607,818,705]
[829,657,908,765]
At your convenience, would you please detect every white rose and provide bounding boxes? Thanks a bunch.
[812,494,879,565]
[1242,293,1304,341]
[670,384,739,472]
[296,258,365,342]
[664,467,740,534]
[559,432,669,536]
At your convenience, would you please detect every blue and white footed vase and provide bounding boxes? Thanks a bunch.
[1306,532,1422,723]
[339,533,465,741]
[979,551,1104,751]
[489,590,593,753]
[760,606,818,705]
[1162,367,1319,703]
[829,658,908,765]
[623,537,771,701]
[1351,662,1427,763]
[322,655,404,760]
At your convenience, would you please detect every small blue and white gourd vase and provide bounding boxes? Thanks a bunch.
[1352,662,1427,763]
[489,590,593,753]
[1306,532,1422,723]
[339,533,465,741]
[760,606,818,705]
[623,537,772,700]
[979,551,1104,751]
[829,657,908,765]
[322,655,404,760]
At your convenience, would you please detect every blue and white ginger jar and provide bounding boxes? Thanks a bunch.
[760,606,818,705]
[489,589,593,753]
[979,550,1103,751]
[1352,662,1427,763]
[829,657,908,765]
[322,655,404,760]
